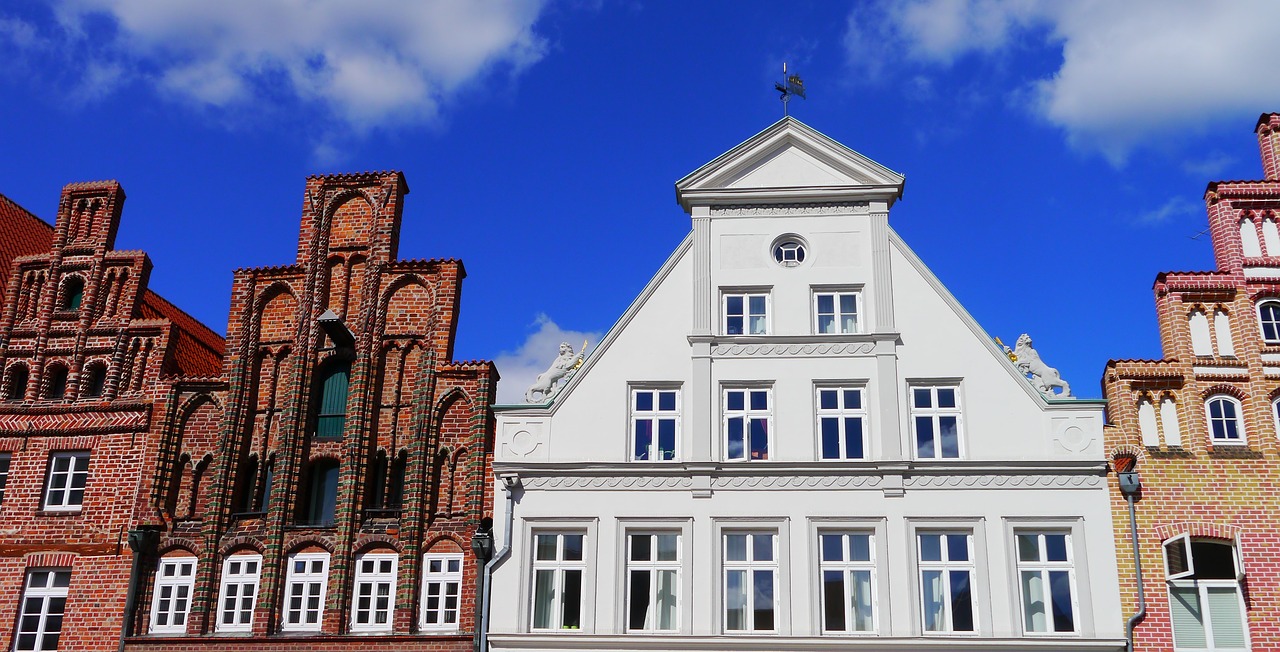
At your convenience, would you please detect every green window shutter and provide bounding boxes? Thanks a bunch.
[314,363,349,439]
[1169,586,1206,648]
[1206,586,1247,648]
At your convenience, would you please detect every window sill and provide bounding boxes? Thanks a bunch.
[231,511,266,520]
[37,508,83,517]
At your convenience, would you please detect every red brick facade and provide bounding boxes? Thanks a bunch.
[1104,114,1280,650]
[0,181,225,651]
[122,172,497,651]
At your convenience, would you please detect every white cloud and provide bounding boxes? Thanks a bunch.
[41,0,550,130]
[844,0,1280,163]
[1134,196,1200,226]
[493,314,602,404]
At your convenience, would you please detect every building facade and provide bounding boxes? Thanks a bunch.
[489,118,1125,652]
[1104,113,1280,651]
[0,181,225,651]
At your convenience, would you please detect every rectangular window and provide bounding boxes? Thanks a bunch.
[631,388,680,461]
[150,557,197,634]
[421,553,463,631]
[43,451,89,511]
[819,532,875,633]
[723,532,776,632]
[282,552,330,632]
[531,532,585,630]
[351,553,397,632]
[724,293,768,335]
[817,387,867,460]
[1016,532,1077,633]
[15,569,70,652]
[0,452,10,503]
[815,291,859,334]
[911,386,962,459]
[724,388,771,461]
[1166,539,1248,650]
[217,554,262,633]
[918,532,975,633]
[627,533,680,632]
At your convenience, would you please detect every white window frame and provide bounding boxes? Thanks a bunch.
[14,568,70,652]
[350,552,398,633]
[816,386,868,460]
[625,531,681,633]
[818,531,877,634]
[530,531,587,631]
[1258,300,1280,344]
[917,531,977,634]
[722,531,778,633]
[909,385,964,460]
[1015,532,1080,635]
[629,387,681,462]
[0,451,11,504]
[1204,395,1246,445]
[723,387,772,461]
[1163,537,1250,651]
[420,552,464,631]
[813,290,860,334]
[149,556,197,634]
[43,450,89,511]
[216,553,262,633]
[722,292,770,336]
[282,551,330,632]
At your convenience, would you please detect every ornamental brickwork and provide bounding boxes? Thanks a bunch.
[0,182,225,652]
[1104,113,1280,650]
[122,171,496,651]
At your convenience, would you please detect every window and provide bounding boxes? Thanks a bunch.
[1016,532,1077,634]
[0,452,10,504]
[80,363,106,399]
[531,532,585,630]
[282,552,330,632]
[815,291,859,334]
[351,552,397,632]
[1205,395,1245,444]
[44,366,68,400]
[150,556,196,634]
[1164,538,1248,651]
[627,533,680,632]
[723,532,776,632]
[911,386,962,459]
[631,388,679,461]
[14,569,70,652]
[216,554,262,633]
[817,387,867,460]
[298,459,339,526]
[59,276,83,312]
[1258,301,1280,344]
[6,364,28,400]
[312,361,350,439]
[773,240,806,267]
[420,553,463,631]
[724,293,768,335]
[918,532,975,633]
[43,451,89,511]
[724,388,771,461]
[819,532,875,633]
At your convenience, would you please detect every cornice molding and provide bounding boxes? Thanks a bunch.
[487,634,1128,651]
[709,202,866,216]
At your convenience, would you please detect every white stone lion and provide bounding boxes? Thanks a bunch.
[1012,333,1071,398]
[525,342,583,403]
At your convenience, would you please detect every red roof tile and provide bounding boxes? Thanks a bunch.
[0,193,54,296]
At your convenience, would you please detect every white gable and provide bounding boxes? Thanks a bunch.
[722,143,849,188]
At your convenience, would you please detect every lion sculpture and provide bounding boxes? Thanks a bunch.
[525,341,585,403]
[1010,333,1071,398]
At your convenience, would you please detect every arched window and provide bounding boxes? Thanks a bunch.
[1240,218,1263,257]
[81,362,107,398]
[366,451,388,512]
[387,451,406,509]
[257,456,274,513]
[233,456,259,513]
[60,276,84,312]
[1205,395,1245,444]
[44,365,68,400]
[312,360,351,439]
[1188,309,1212,356]
[5,365,28,401]
[1162,536,1246,648]
[299,459,340,527]
[1258,301,1280,344]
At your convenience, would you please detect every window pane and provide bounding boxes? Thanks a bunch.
[532,570,554,629]
[656,570,678,630]
[819,389,838,410]
[844,390,861,409]
[1169,586,1206,647]
[915,417,935,457]
[749,315,766,334]
[752,570,774,631]
[748,296,766,315]
[749,419,768,460]
[658,391,676,411]
[628,569,650,630]
[946,534,968,562]
[949,570,974,631]
[1022,570,1046,632]
[1045,534,1068,562]
[752,534,773,562]
[631,534,651,562]
[840,294,856,314]
[726,296,743,315]
[562,535,584,561]
[937,389,956,408]
[1206,586,1246,647]
[919,534,942,561]
[821,534,843,562]
[657,420,676,460]
[725,535,747,562]
[848,534,871,562]
[655,534,678,562]
[634,421,653,460]
[535,535,557,561]
[561,570,582,628]
[727,418,744,460]
[913,388,932,408]
[750,391,768,411]
[635,391,653,412]
[817,295,834,314]
[1049,570,1075,632]
[820,418,840,459]
[850,570,873,631]
[939,417,959,458]
[725,570,746,630]
[1017,534,1040,562]
[818,315,835,333]
[727,391,744,411]
[845,418,864,459]
[921,570,944,631]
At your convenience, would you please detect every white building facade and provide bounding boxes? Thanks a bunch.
[487,118,1124,652]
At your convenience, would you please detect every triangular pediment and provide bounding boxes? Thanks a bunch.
[676,117,904,211]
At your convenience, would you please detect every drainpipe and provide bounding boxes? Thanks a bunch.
[119,529,158,652]
[1118,470,1145,652]
[478,474,521,652]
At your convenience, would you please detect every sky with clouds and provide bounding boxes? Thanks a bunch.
[2,0,1280,399]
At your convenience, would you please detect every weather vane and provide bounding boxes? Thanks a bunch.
[775,62,806,116]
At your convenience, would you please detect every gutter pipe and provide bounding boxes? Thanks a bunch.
[1119,470,1145,652]
[478,474,520,652]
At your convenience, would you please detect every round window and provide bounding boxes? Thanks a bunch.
[773,240,806,267]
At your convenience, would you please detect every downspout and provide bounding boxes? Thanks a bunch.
[119,529,158,652]
[1119,471,1145,652]
[478,474,520,652]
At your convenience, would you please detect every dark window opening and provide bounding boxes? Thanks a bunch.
[366,452,388,511]
[81,364,106,398]
[233,457,258,514]
[387,452,406,509]
[45,367,68,400]
[257,459,274,513]
[6,366,28,401]
[60,276,84,312]
[299,459,339,527]
[312,361,350,439]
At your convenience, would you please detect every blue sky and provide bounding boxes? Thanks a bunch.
[3,0,1280,401]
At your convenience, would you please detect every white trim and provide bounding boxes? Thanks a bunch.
[42,450,89,511]
[1259,299,1280,344]
[281,551,330,632]
[814,385,868,460]
[1163,534,1194,581]
[215,553,262,633]
[916,531,978,635]
[812,289,861,335]
[1204,395,1246,445]
[722,530,779,633]
[722,386,774,461]
[350,552,398,633]
[420,552,464,631]
[722,291,771,336]
[908,384,965,460]
[1013,532,1081,635]
[530,531,588,631]
[629,387,682,462]
[624,531,682,633]
[149,556,197,634]
[15,569,71,652]
[816,530,878,634]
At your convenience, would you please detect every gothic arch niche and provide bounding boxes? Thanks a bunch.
[257,286,298,345]
[430,447,450,518]
[383,279,435,336]
[4,363,29,401]
[328,194,375,251]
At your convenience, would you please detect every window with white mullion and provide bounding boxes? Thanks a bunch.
[1015,532,1078,634]
[0,452,11,504]
[1258,301,1280,344]
[723,532,777,633]
[918,532,975,633]
[819,532,876,633]
[815,292,859,334]
[817,387,867,460]
[282,552,329,632]
[531,532,585,630]
[43,451,89,510]
[631,388,680,461]
[910,386,962,459]
[626,533,680,632]
[1205,395,1245,445]
[351,552,397,632]
[724,388,771,461]
[14,569,70,652]
[420,553,463,630]
[150,557,197,634]
[724,293,768,335]
[1166,539,1248,651]
[216,554,261,633]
